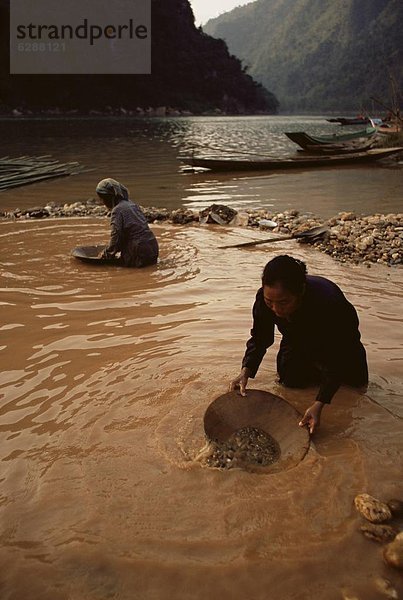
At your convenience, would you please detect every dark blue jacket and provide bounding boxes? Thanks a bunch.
[242,275,368,403]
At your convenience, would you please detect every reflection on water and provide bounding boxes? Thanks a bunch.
[0,218,402,599]
[1,116,402,218]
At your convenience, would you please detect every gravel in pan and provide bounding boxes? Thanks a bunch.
[204,426,281,470]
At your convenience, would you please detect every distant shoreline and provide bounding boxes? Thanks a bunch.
[0,110,378,121]
[0,108,275,120]
[1,201,401,267]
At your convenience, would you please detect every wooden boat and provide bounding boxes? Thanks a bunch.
[297,140,376,155]
[285,126,377,149]
[326,116,370,125]
[370,115,402,135]
[181,147,403,173]
[376,122,402,135]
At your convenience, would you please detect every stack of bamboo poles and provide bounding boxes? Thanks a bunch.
[0,155,86,191]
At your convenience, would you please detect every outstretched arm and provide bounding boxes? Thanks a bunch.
[230,290,275,395]
[242,289,275,377]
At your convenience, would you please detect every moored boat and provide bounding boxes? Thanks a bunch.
[181,147,403,173]
[297,140,376,154]
[284,126,377,149]
[326,116,370,125]
[374,121,402,135]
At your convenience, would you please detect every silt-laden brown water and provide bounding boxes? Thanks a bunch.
[0,218,402,600]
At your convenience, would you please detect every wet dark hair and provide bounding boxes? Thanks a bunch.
[262,255,307,295]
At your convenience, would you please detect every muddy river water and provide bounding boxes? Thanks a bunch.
[0,217,402,599]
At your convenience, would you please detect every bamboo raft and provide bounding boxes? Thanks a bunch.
[0,155,86,191]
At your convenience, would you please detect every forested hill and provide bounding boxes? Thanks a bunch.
[0,0,278,114]
[204,0,402,112]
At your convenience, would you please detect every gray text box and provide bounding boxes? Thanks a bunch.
[10,0,151,74]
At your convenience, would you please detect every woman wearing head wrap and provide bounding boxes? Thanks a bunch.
[96,178,159,268]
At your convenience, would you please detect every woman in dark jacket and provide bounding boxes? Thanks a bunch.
[96,178,159,268]
[230,255,368,433]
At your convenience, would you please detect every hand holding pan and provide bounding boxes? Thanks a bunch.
[218,225,329,249]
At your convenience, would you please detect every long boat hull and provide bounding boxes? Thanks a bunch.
[182,148,403,173]
[285,126,376,149]
[298,141,376,154]
[327,117,370,125]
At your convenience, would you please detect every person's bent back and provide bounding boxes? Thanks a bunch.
[96,178,159,268]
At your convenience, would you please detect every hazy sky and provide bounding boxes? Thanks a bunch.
[189,0,253,25]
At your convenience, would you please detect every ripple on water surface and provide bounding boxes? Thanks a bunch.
[0,218,403,599]
[1,116,402,218]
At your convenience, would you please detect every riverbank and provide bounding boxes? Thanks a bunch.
[1,199,401,267]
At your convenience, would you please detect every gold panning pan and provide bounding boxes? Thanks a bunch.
[203,389,310,472]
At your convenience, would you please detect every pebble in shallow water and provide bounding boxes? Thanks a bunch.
[387,499,403,517]
[373,577,399,599]
[342,578,399,600]
[354,493,392,523]
[360,523,398,543]
[203,426,281,470]
[383,532,403,571]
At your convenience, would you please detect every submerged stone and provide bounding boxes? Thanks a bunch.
[360,522,397,543]
[387,498,403,517]
[383,532,403,571]
[373,577,399,599]
[354,493,392,523]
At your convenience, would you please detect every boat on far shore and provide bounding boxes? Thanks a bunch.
[373,120,402,135]
[326,116,370,125]
[284,126,377,150]
[181,147,403,173]
[297,140,376,155]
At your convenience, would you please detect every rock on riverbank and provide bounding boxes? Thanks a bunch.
[314,211,403,266]
[0,200,401,267]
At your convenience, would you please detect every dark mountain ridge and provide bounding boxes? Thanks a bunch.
[0,0,278,114]
[204,0,402,112]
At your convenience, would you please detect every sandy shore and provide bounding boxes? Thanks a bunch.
[1,199,402,266]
